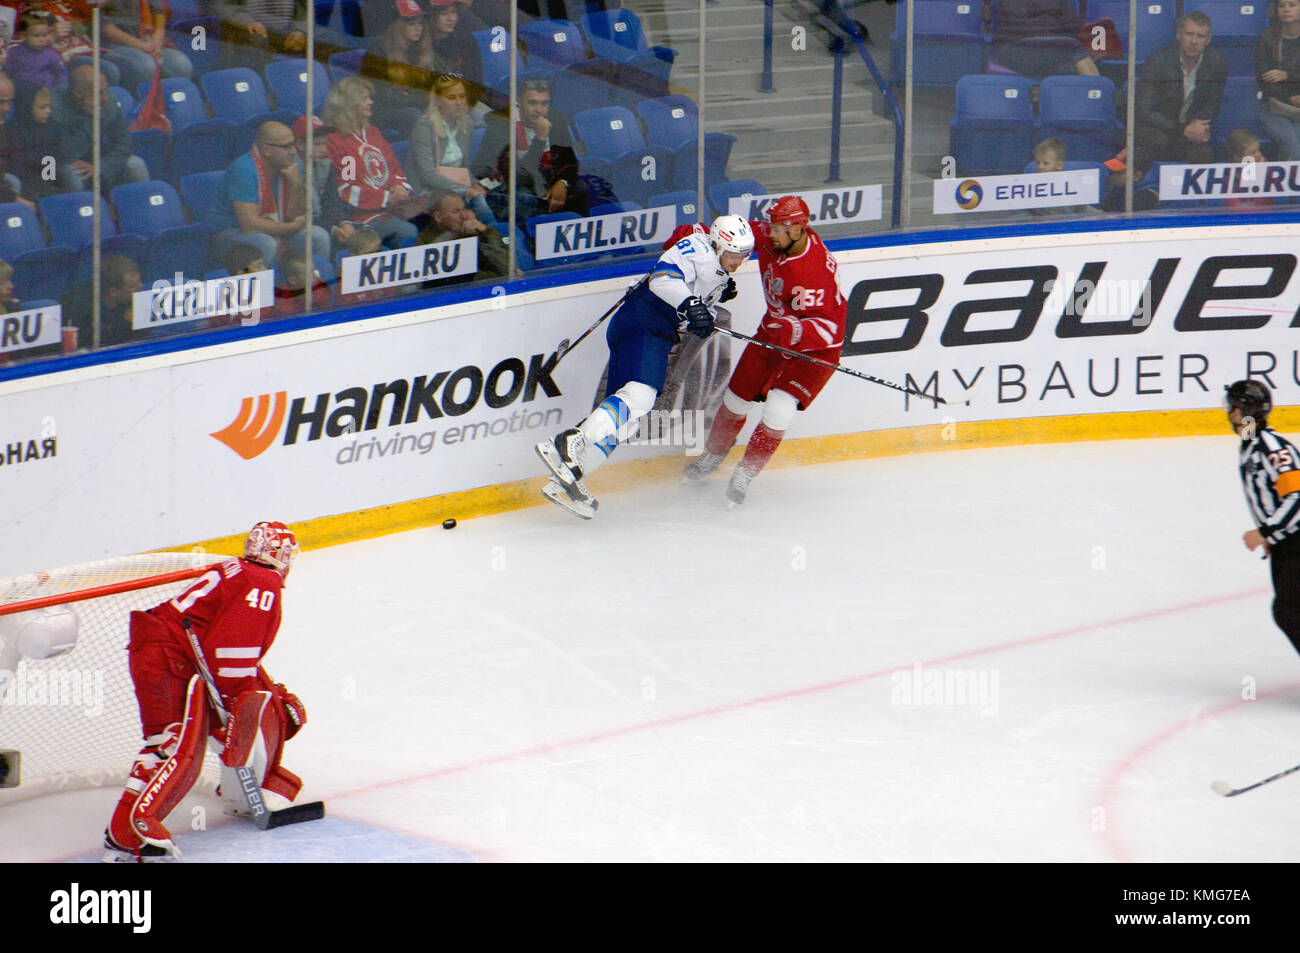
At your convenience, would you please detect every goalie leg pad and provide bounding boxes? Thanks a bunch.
[219,689,304,808]
[128,674,209,850]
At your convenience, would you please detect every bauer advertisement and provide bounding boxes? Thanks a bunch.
[0,225,1297,572]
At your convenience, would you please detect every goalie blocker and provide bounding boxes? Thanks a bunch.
[103,522,317,863]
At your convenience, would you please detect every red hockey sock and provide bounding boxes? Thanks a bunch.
[739,423,785,475]
[705,405,748,456]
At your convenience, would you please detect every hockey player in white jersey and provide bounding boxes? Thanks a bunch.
[536,215,755,517]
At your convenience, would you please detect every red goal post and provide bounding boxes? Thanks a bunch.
[0,552,231,805]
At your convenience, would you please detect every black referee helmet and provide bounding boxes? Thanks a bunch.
[1225,380,1272,422]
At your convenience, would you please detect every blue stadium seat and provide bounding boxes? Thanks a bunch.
[1184,0,1268,76]
[264,59,330,114]
[647,190,705,229]
[1038,75,1122,163]
[493,221,535,271]
[110,181,192,237]
[202,68,274,125]
[180,171,226,222]
[0,203,46,261]
[1087,0,1175,80]
[472,29,524,96]
[131,129,170,181]
[168,17,224,76]
[573,105,645,159]
[888,0,986,87]
[636,97,737,189]
[169,120,241,181]
[708,179,768,219]
[551,60,620,123]
[77,234,146,283]
[328,48,366,85]
[581,9,676,87]
[13,247,76,303]
[518,19,590,73]
[390,140,411,169]
[40,193,117,249]
[139,78,209,131]
[1214,76,1268,149]
[110,86,137,120]
[948,74,1036,175]
[143,225,216,285]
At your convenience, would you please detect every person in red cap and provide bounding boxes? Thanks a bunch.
[292,113,357,253]
[683,195,847,506]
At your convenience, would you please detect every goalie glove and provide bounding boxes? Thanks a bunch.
[762,316,802,350]
[677,296,715,339]
[719,277,738,303]
[277,683,307,740]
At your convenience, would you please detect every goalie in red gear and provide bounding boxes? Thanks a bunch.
[103,521,308,862]
[684,195,847,504]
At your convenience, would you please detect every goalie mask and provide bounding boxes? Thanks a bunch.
[245,522,299,578]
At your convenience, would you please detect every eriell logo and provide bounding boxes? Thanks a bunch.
[211,352,563,460]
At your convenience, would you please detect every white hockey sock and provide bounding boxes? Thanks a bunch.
[577,382,657,475]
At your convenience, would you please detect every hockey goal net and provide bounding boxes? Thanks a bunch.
[0,551,230,805]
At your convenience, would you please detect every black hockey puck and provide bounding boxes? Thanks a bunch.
[443,518,457,529]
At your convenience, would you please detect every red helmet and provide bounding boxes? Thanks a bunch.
[767,195,811,226]
[245,521,299,578]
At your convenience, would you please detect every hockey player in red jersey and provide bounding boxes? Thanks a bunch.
[103,522,308,862]
[684,195,847,504]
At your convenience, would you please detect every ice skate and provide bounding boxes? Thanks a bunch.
[683,451,727,483]
[542,478,598,519]
[725,467,754,508]
[101,830,178,863]
[536,428,586,487]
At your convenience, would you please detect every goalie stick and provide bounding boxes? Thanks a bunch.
[182,621,325,830]
[1211,761,1300,797]
[715,327,948,405]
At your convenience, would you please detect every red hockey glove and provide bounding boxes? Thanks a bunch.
[762,316,802,349]
[276,683,307,739]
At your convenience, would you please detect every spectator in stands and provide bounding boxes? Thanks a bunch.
[215,0,349,68]
[453,0,510,34]
[417,188,508,280]
[60,254,145,348]
[361,0,437,132]
[274,250,330,315]
[344,225,382,256]
[993,0,1100,78]
[0,71,31,209]
[1034,137,1067,173]
[473,76,588,222]
[1135,13,1227,165]
[53,64,150,192]
[11,2,96,68]
[1099,145,1159,211]
[1258,0,1300,160]
[208,120,331,265]
[6,10,66,92]
[0,258,18,313]
[11,83,60,201]
[409,73,494,223]
[1225,128,1276,207]
[292,114,357,254]
[100,0,191,93]
[428,0,483,102]
[323,76,422,249]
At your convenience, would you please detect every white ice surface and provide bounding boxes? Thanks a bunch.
[4,435,1299,862]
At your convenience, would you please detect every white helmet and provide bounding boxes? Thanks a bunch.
[245,521,299,578]
[709,215,754,257]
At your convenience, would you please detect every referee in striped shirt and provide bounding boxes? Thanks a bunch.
[1228,380,1300,655]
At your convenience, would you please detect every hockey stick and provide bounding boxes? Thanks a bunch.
[715,327,948,405]
[554,277,647,364]
[1211,762,1300,797]
[182,620,325,830]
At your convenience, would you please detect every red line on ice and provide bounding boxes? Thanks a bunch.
[332,587,1271,806]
